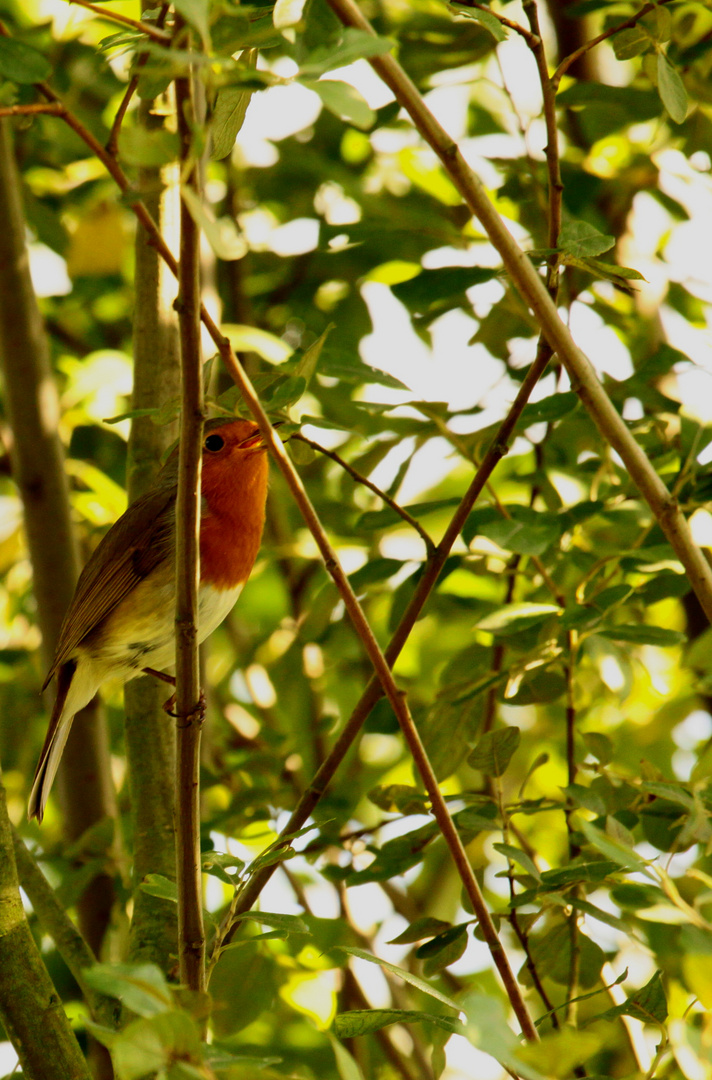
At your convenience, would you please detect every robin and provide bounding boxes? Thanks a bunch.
[28,417,269,821]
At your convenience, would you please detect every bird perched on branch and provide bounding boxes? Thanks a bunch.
[28,417,270,822]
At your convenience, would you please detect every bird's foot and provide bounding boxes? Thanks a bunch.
[142,667,205,725]
[175,690,207,729]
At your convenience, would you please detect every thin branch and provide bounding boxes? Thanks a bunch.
[66,0,171,43]
[173,17,206,995]
[523,0,562,287]
[11,829,116,1027]
[552,0,673,90]
[0,103,65,117]
[325,0,712,626]
[105,2,171,157]
[449,0,540,48]
[293,433,435,554]
[214,339,539,1043]
[218,349,553,1035]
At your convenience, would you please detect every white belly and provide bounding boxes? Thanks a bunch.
[79,573,244,690]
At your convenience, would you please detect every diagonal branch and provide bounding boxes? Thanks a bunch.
[325,0,712,627]
[66,0,171,43]
[214,338,539,1042]
[552,0,673,90]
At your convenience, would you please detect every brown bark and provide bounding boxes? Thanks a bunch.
[125,91,181,972]
[0,118,116,957]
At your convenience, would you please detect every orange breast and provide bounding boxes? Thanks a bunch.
[199,450,269,590]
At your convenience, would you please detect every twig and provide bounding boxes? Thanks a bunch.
[105,2,171,157]
[523,0,562,288]
[552,0,673,90]
[66,0,171,43]
[325,0,712,626]
[449,0,540,48]
[173,17,206,995]
[0,103,65,117]
[293,433,435,554]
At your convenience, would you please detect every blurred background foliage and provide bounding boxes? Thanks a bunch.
[1,0,712,1078]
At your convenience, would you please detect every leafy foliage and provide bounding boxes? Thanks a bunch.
[0,0,712,1078]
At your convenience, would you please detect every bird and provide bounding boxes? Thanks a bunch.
[28,417,270,823]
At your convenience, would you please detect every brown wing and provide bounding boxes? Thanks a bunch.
[44,482,177,687]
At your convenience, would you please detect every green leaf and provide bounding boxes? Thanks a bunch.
[578,818,653,875]
[517,1027,603,1077]
[517,391,579,426]
[346,822,438,884]
[320,350,409,390]
[107,1011,201,1080]
[173,0,211,44]
[418,924,469,975]
[463,994,550,1080]
[392,266,497,314]
[583,732,614,765]
[139,874,178,902]
[349,559,404,590]
[0,37,51,83]
[596,970,667,1025]
[449,2,507,42]
[334,1009,462,1038]
[221,324,293,364]
[229,911,309,935]
[201,850,245,886]
[559,220,615,259]
[84,964,173,1018]
[568,257,647,291]
[598,624,686,646]
[368,782,429,814]
[118,127,180,167]
[302,78,375,130]
[264,375,307,411]
[210,941,277,1037]
[657,53,687,124]
[388,918,452,945]
[493,843,541,881]
[211,54,257,160]
[475,603,560,635]
[612,26,652,60]
[336,947,460,1011]
[526,924,606,989]
[468,726,521,777]
[299,28,395,78]
[478,514,561,556]
[421,692,484,781]
[292,324,334,387]
[181,185,247,260]
[329,1035,366,1080]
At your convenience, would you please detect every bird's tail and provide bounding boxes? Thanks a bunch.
[28,660,78,823]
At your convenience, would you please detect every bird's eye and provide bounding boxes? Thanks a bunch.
[204,433,225,452]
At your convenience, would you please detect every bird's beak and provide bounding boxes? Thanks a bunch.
[238,421,287,450]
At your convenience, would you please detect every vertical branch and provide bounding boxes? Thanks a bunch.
[0,776,92,1080]
[0,119,116,954]
[173,20,206,993]
[125,75,181,966]
[523,0,563,288]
